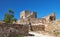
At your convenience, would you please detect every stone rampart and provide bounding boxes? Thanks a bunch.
[0,24,29,37]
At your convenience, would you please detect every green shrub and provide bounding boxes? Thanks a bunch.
[15,35,24,37]
[47,31,52,34]
[53,31,60,36]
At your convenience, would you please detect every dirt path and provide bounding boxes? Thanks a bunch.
[24,31,54,37]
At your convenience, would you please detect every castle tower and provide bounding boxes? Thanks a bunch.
[20,10,37,24]
[20,10,37,19]
[20,10,30,19]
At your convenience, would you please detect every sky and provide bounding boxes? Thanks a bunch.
[0,0,60,20]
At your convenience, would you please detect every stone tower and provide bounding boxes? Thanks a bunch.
[20,10,37,24]
[20,10,30,19]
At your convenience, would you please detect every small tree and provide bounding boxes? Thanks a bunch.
[3,10,17,24]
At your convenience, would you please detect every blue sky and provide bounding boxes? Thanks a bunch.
[0,0,60,20]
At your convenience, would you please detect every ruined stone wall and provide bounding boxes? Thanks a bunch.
[43,13,56,23]
[31,25,45,31]
[29,18,46,25]
[45,24,55,32]
[0,24,29,37]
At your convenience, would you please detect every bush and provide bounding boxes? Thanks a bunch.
[15,35,24,37]
[53,31,60,36]
[47,30,53,34]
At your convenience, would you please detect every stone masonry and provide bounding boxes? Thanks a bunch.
[16,10,56,31]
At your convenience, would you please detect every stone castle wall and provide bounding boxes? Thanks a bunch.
[0,23,29,37]
[16,10,56,32]
[31,25,45,31]
[19,10,56,25]
[43,13,56,23]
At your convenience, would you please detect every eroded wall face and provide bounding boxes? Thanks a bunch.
[43,13,56,23]
[31,25,45,31]
[20,11,25,19]
[29,12,37,18]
